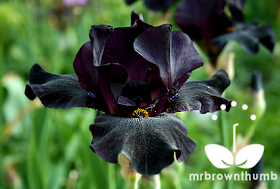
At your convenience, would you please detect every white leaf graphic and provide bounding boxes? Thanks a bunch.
[205,144,234,169]
[236,144,264,169]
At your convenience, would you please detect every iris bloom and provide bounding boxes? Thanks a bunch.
[175,0,276,66]
[25,11,231,175]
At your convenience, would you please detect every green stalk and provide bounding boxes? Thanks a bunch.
[138,174,160,189]
[218,110,229,149]
[218,108,232,189]
[245,120,258,140]
[108,163,116,189]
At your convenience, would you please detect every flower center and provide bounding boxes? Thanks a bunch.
[131,108,149,118]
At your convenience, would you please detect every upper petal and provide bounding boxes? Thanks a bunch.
[166,70,231,113]
[73,24,114,91]
[101,13,152,82]
[89,113,196,175]
[89,25,114,67]
[73,41,99,92]
[134,25,203,90]
[175,0,230,42]
[25,64,109,111]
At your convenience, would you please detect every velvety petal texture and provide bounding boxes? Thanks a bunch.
[25,64,108,111]
[166,70,231,113]
[90,113,196,175]
[134,24,203,90]
[101,17,152,82]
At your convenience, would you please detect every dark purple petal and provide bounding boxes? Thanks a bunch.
[211,23,276,54]
[134,25,203,90]
[89,25,114,67]
[90,113,196,175]
[175,0,230,42]
[97,63,128,115]
[143,0,174,11]
[74,25,114,92]
[171,31,204,88]
[73,41,99,92]
[166,70,231,114]
[101,13,152,82]
[131,11,144,25]
[25,64,109,111]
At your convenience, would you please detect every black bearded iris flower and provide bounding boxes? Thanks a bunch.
[175,0,276,66]
[25,11,231,175]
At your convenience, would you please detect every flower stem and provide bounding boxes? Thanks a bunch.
[118,154,141,189]
[108,163,116,189]
[218,110,229,149]
[138,174,160,189]
[245,121,258,140]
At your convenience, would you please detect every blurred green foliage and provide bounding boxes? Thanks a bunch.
[0,0,280,189]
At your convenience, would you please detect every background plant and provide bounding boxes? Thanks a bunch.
[1,0,280,188]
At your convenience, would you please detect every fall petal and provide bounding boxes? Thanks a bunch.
[166,70,231,113]
[90,113,196,175]
[25,64,108,111]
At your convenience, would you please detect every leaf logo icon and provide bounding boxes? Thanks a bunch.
[235,144,264,168]
[205,144,233,169]
[206,103,265,170]
[205,144,264,169]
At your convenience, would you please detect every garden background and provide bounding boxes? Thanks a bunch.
[1,0,280,188]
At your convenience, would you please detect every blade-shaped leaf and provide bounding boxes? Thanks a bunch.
[205,144,233,169]
[236,144,264,169]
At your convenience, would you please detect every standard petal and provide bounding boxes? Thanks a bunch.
[131,11,144,25]
[73,41,99,92]
[175,0,230,42]
[101,14,152,82]
[171,31,204,88]
[134,25,203,90]
[166,70,231,113]
[74,24,114,91]
[89,25,114,66]
[25,64,108,111]
[89,113,196,175]
[73,41,129,114]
